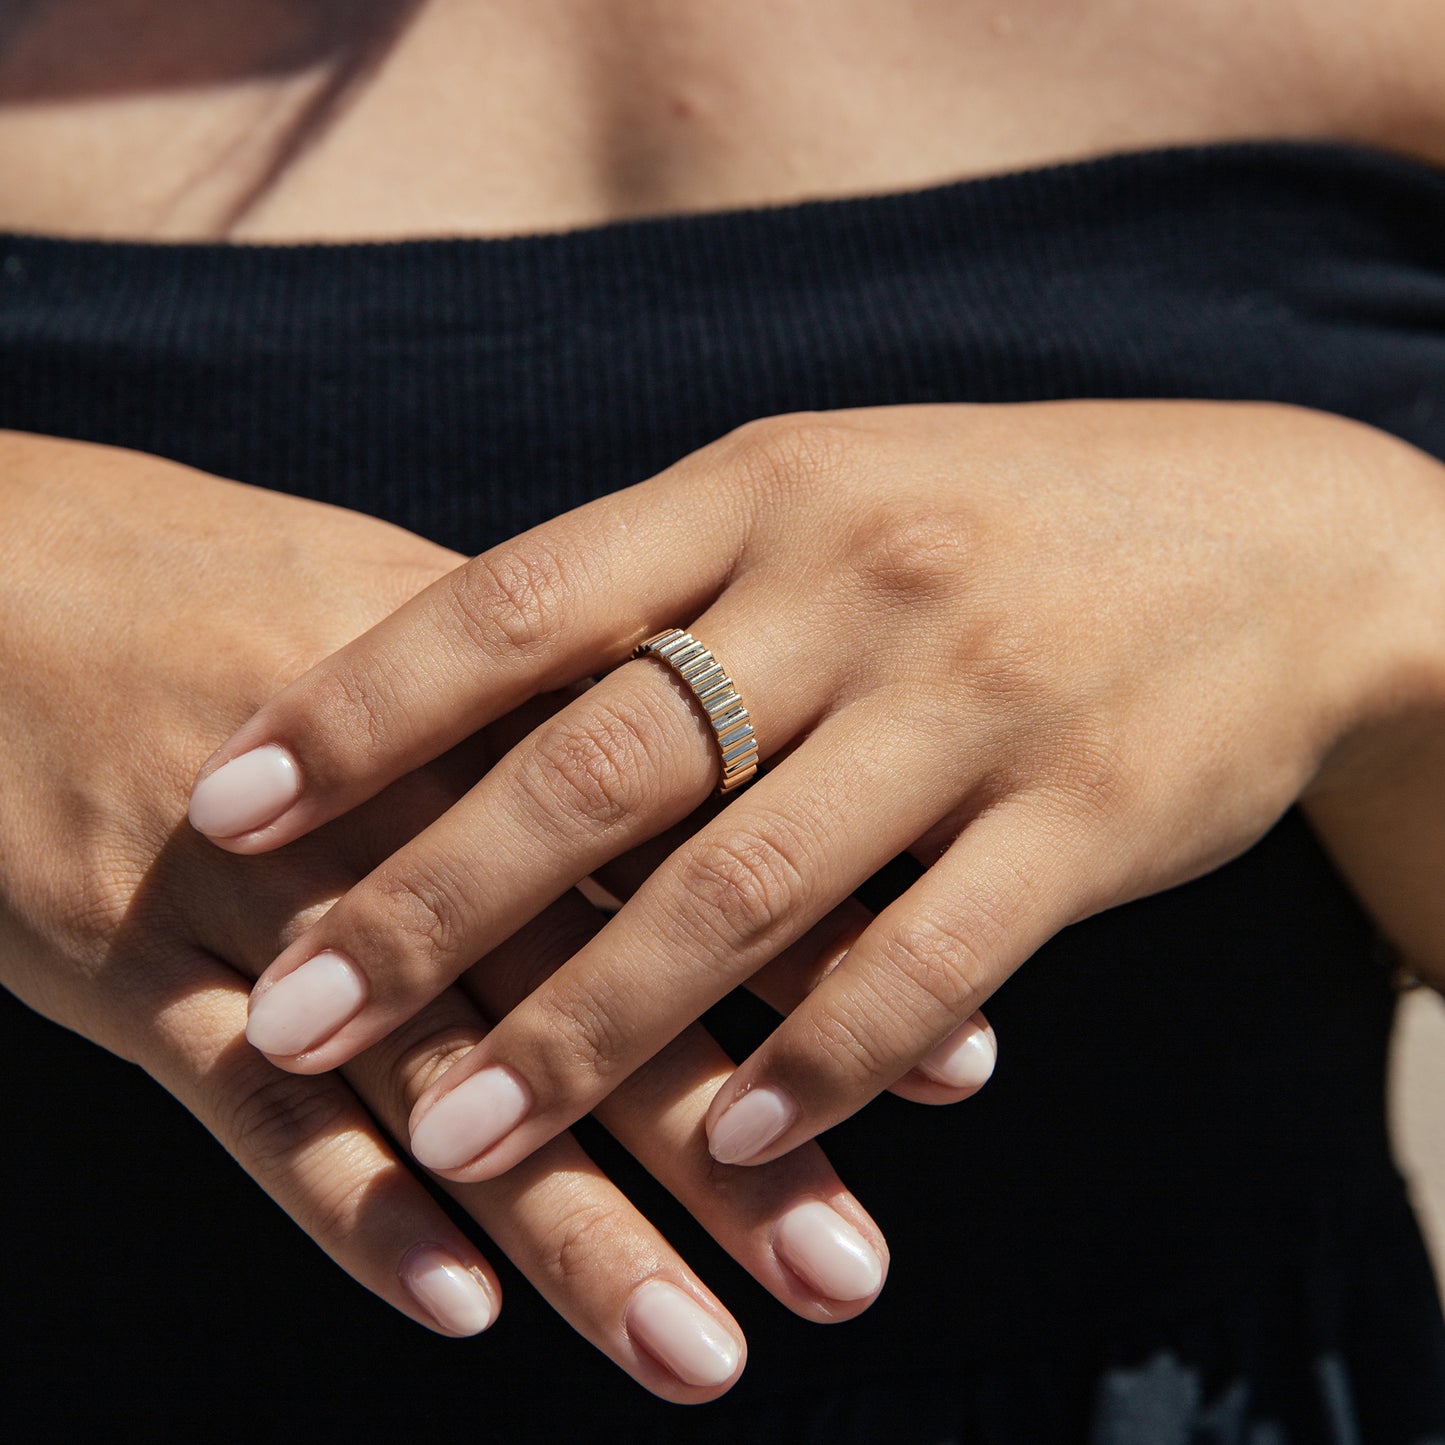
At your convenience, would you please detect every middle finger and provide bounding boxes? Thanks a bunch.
[240,612,835,1071]
[405,689,954,1181]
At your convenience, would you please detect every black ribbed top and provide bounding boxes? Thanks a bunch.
[4,140,1445,549]
[4,141,1445,1442]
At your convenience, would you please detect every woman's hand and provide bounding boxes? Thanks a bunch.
[0,431,908,1401]
[193,399,1445,1179]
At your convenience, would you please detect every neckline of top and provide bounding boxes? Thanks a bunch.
[2,137,1443,258]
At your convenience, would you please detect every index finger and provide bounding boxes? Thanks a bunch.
[186,455,752,852]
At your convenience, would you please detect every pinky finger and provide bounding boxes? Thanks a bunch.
[707,795,1090,1165]
[744,901,998,1105]
[141,949,502,1336]
[591,847,998,1105]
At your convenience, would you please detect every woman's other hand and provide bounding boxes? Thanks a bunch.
[196,400,1445,1179]
[0,431,900,1401]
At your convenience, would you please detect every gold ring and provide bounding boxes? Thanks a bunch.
[632,628,760,794]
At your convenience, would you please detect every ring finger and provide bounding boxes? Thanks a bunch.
[239,595,845,1072]
[589,836,999,1106]
[400,683,964,1181]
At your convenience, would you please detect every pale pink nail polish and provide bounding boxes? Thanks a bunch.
[410,1067,531,1171]
[625,1280,740,1387]
[189,743,300,838]
[774,1201,884,1301]
[918,1018,997,1089]
[245,951,366,1056]
[708,1084,798,1165]
[400,1245,495,1335]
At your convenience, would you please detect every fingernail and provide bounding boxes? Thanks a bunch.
[400,1245,495,1335]
[625,1280,740,1387]
[774,1200,884,1301]
[918,1018,997,1089]
[410,1067,531,1171]
[708,1084,798,1165]
[189,743,300,838]
[245,951,367,1056]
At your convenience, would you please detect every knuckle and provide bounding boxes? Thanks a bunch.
[536,1195,622,1286]
[529,971,634,1089]
[451,536,575,660]
[362,859,468,970]
[522,694,663,833]
[722,411,862,501]
[850,507,972,608]
[368,1018,477,1113]
[65,857,148,958]
[802,994,904,1084]
[672,820,811,953]
[875,916,990,1022]
[38,820,168,963]
[307,648,415,767]
[226,1065,351,1170]
[1039,723,1135,822]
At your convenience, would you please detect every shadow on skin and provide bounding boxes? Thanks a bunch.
[97,757,484,1271]
[0,0,424,228]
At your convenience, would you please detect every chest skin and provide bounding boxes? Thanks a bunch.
[0,0,1441,242]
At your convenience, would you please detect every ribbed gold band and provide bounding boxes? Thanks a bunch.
[632,628,760,794]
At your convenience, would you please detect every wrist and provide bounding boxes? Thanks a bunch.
[1305,412,1445,796]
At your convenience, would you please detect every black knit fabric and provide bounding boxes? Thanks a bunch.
[4,140,1445,1442]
